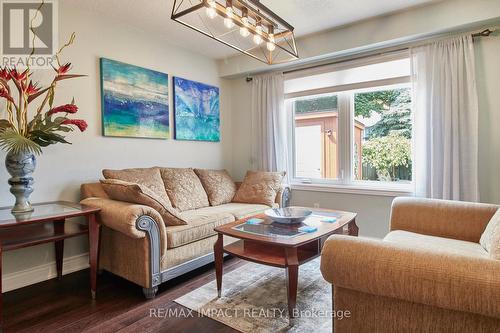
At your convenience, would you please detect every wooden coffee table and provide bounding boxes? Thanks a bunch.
[214,208,358,318]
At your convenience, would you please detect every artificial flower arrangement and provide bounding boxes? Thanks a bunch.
[0,36,87,155]
[0,24,87,213]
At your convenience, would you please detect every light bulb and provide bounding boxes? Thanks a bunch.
[240,26,249,37]
[266,33,275,51]
[253,34,262,45]
[254,24,263,44]
[206,7,216,19]
[225,6,233,17]
[206,0,216,19]
[224,17,234,28]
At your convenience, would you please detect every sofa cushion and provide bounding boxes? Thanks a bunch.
[384,230,489,258]
[102,167,171,206]
[100,179,187,226]
[215,202,275,219]
[166,207,235,248]
[194,169,237,206]
[480,209,500,260]
[232,170,285,206]
[160,168,210,212]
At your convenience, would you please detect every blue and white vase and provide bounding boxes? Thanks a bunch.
[5,150,36,213]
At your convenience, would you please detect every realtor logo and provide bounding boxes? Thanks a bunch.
[1,0,58,68]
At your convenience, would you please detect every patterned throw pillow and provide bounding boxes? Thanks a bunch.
[194,169,237,206]
[480,209,500,260]
[100,179,187,226]
[160,168,210,212]
[232,170,285,206]
[102,167,172,206]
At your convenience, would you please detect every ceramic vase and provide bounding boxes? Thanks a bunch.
[5,150,36,213]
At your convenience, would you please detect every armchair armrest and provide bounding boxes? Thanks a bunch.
[321,235,500,318]
[80,197,166,243]
[390,197,498,242]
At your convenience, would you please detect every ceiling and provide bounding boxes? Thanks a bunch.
[65,0,439,59]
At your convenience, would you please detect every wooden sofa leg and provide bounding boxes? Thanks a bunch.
[143,287,158,299]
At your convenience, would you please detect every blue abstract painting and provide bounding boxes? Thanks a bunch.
[173,77,220,142]
[100,58,169,139]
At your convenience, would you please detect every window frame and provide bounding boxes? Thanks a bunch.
[286,60,414,196]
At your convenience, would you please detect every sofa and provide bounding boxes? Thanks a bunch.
[81,167,289,298]
[321,197,500,332]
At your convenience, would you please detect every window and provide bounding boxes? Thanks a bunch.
[286,54,413,192]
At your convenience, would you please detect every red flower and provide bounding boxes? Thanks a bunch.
[0,68,10,81]
[0,86,14,103]
[22,80,40,96]
[53,63,72,75]
[9,68,29,82]
[63,119,88,132]
[48,104,78,116]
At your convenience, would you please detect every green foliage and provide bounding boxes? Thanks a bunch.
[355,88,412,140]
[362,133,411,181]
[0,129,42,155]
[295,95,337,114]
[0,119,13,133]
[366,89,412,139]
[354,90,400,118]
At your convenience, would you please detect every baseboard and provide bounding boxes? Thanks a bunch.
[2,253,89,292]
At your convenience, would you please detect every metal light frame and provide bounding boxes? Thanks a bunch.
[171,0,299,65]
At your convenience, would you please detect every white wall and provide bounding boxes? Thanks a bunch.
[218,0,500,77]
[0,3,232,287]
[227,13,500,240]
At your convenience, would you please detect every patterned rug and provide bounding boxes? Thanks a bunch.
[175,258,332,333]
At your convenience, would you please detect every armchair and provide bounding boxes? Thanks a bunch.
[321,197,500,332]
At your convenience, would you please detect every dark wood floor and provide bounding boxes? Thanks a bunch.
[3,257,246,333]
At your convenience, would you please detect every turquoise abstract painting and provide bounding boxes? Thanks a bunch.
[173,77,220,142]
[100,58,169,139]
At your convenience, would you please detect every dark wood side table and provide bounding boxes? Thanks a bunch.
[0,201,101,330]
[214,208,358,318]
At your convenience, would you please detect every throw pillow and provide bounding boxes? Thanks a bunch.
[480,209,500,260]
[100,179,187,226]
[160,168,210,211]
[194,169,237,206]
[232,170,285,206]
[102,167,172,206]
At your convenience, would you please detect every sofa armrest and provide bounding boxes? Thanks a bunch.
[390,197,498,242]
[321,235,500,318]
[275,185,291,207]
[80,197,166,243]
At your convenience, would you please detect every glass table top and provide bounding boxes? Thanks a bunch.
[233,212,344,238]
[0,203,83,225]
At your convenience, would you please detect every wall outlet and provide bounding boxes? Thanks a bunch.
[313,203,320,208]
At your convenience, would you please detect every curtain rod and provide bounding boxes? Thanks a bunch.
[245,28,495,82]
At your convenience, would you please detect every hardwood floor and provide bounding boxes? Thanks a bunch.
[3,257,245,333]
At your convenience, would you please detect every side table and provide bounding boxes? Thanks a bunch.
[0,201,101,330]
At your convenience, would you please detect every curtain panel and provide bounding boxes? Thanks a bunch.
[411,35,479,201]
[251,73,290,182]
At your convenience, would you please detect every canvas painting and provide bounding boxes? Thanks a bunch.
[100,58,169,139]
[173,77,220,142]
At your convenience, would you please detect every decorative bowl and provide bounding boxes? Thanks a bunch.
[265,207,313,224]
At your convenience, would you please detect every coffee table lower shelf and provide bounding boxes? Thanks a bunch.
[224,240,320,268]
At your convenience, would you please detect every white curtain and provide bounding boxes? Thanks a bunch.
[411,35,479,201]
[251,73,290,181]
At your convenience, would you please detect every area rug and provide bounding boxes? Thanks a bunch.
[175,258,332,333]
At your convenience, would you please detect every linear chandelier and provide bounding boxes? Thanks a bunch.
[171,0,299,65]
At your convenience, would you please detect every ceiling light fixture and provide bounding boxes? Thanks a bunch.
[171,0,299,65]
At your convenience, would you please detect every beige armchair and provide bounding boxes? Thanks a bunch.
[321,197,500,332]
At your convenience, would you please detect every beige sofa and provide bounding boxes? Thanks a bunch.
[321,197,500,332]
[81,168,289,298]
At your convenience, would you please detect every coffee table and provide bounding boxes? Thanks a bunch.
[214,207,358,318]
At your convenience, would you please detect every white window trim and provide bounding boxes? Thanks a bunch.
[287,64,414,196]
